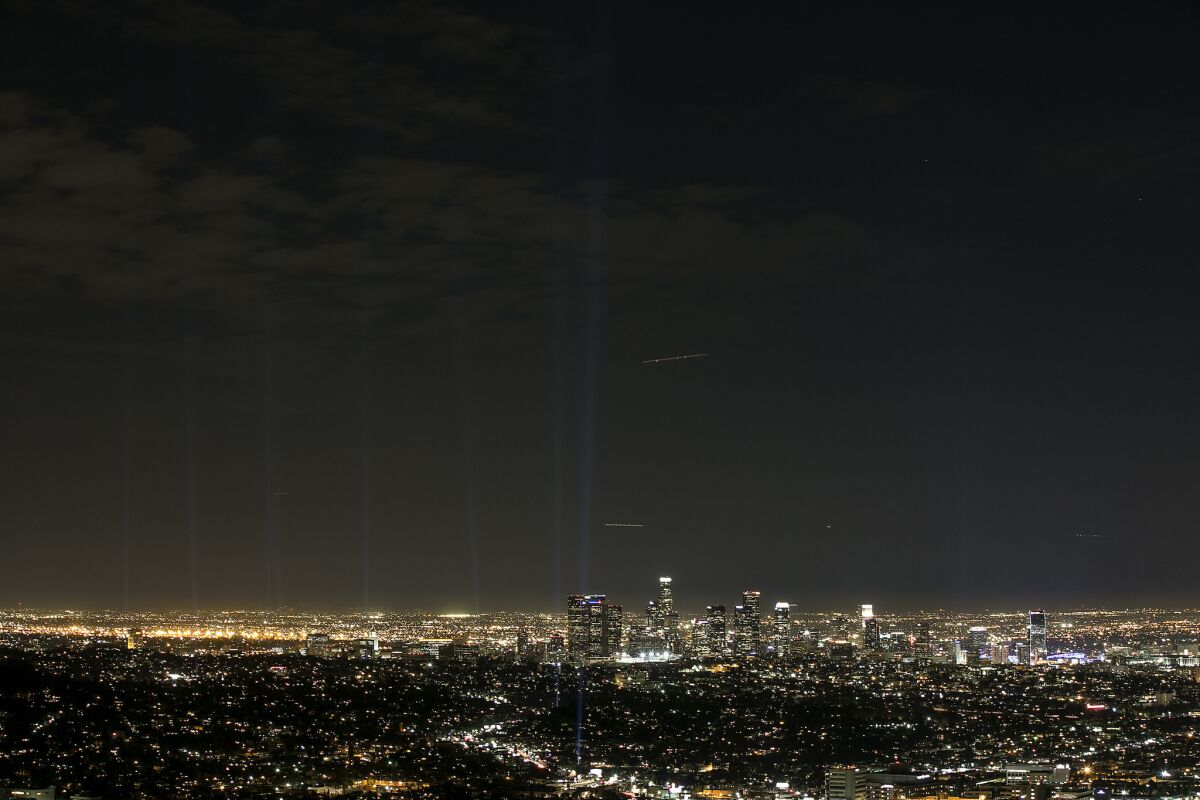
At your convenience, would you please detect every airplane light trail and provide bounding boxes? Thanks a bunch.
[603,523,645,528]
[642,352,709,364]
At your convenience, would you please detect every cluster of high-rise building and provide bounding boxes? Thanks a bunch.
[946,610,1049,666]
[562,580,1055,667]
[565,594,623,660]
[303,630,379,659]
[564,578,806,663]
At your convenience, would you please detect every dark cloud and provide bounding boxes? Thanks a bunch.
[805,75,927,120]
[0,67,873,340]
[1035,136,1200,189]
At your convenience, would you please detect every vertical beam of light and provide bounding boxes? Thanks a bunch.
[574,666,585,766]
[456,326,481,614]
[551,266,566,611]
[360,313,373,615]
[948,275,976,608]
[547,0,571,617]
[122,313,133,613]
[577,0,613,593]
[184,314,199,612]
[262,317,277,609]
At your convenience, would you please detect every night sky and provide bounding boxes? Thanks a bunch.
[3,2,1200,612]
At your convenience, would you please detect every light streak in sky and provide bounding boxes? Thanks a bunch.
[642,352,709,364]
[122,314,133,612]
[457,325,482,615]
[361,313,373,614]
[603,523,644,528]
[577,0,612,595]
[184,313,199,613]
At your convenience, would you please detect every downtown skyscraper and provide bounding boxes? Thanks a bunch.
[1027,609,1047,664]
[734,590,762,656]
[773,602,791,657]
[567,594,622,662]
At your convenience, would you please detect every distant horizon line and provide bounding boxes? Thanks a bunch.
[2,604,1197,616]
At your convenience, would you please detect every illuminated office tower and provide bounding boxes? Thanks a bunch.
[831,614,851,641]
[566,594,620,661]
[742,590,762,654]
[587,596,608,658]
[645,599,660,630]
[860,604,874,643]
[968,625,989,660]
[604,603,624,657]
[774,602,791,656]
[566,594,614,662]
[1027,609,1047,664]
[567,594,589,658]
[658,577,681,650]
[692,619,710,655]
[658,577,675,617]
[126,628,143,651]
[706,605,727,655]
[915,621,932,656]
[864,616,881,651]
[732,605,751,656]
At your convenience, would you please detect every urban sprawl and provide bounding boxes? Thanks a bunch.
[2,580,1200,799]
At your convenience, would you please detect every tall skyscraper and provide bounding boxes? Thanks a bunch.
[658,577,680,651]
[706,605,727,655]
[567,594,589,659]
[604,603,624,657]
[915,620,932,656]
[733,605,751,656]
[742,590,762,655]
[567,594,618,661]
[657,577,675,617]
[587,597,607,658]
[692,619,710,655]
[860,604,874,644]
[645,599,660,630]
[864,616,881,651]
[774,602,791,657]
[968,625,989,660]
[1027,609,1047,664]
